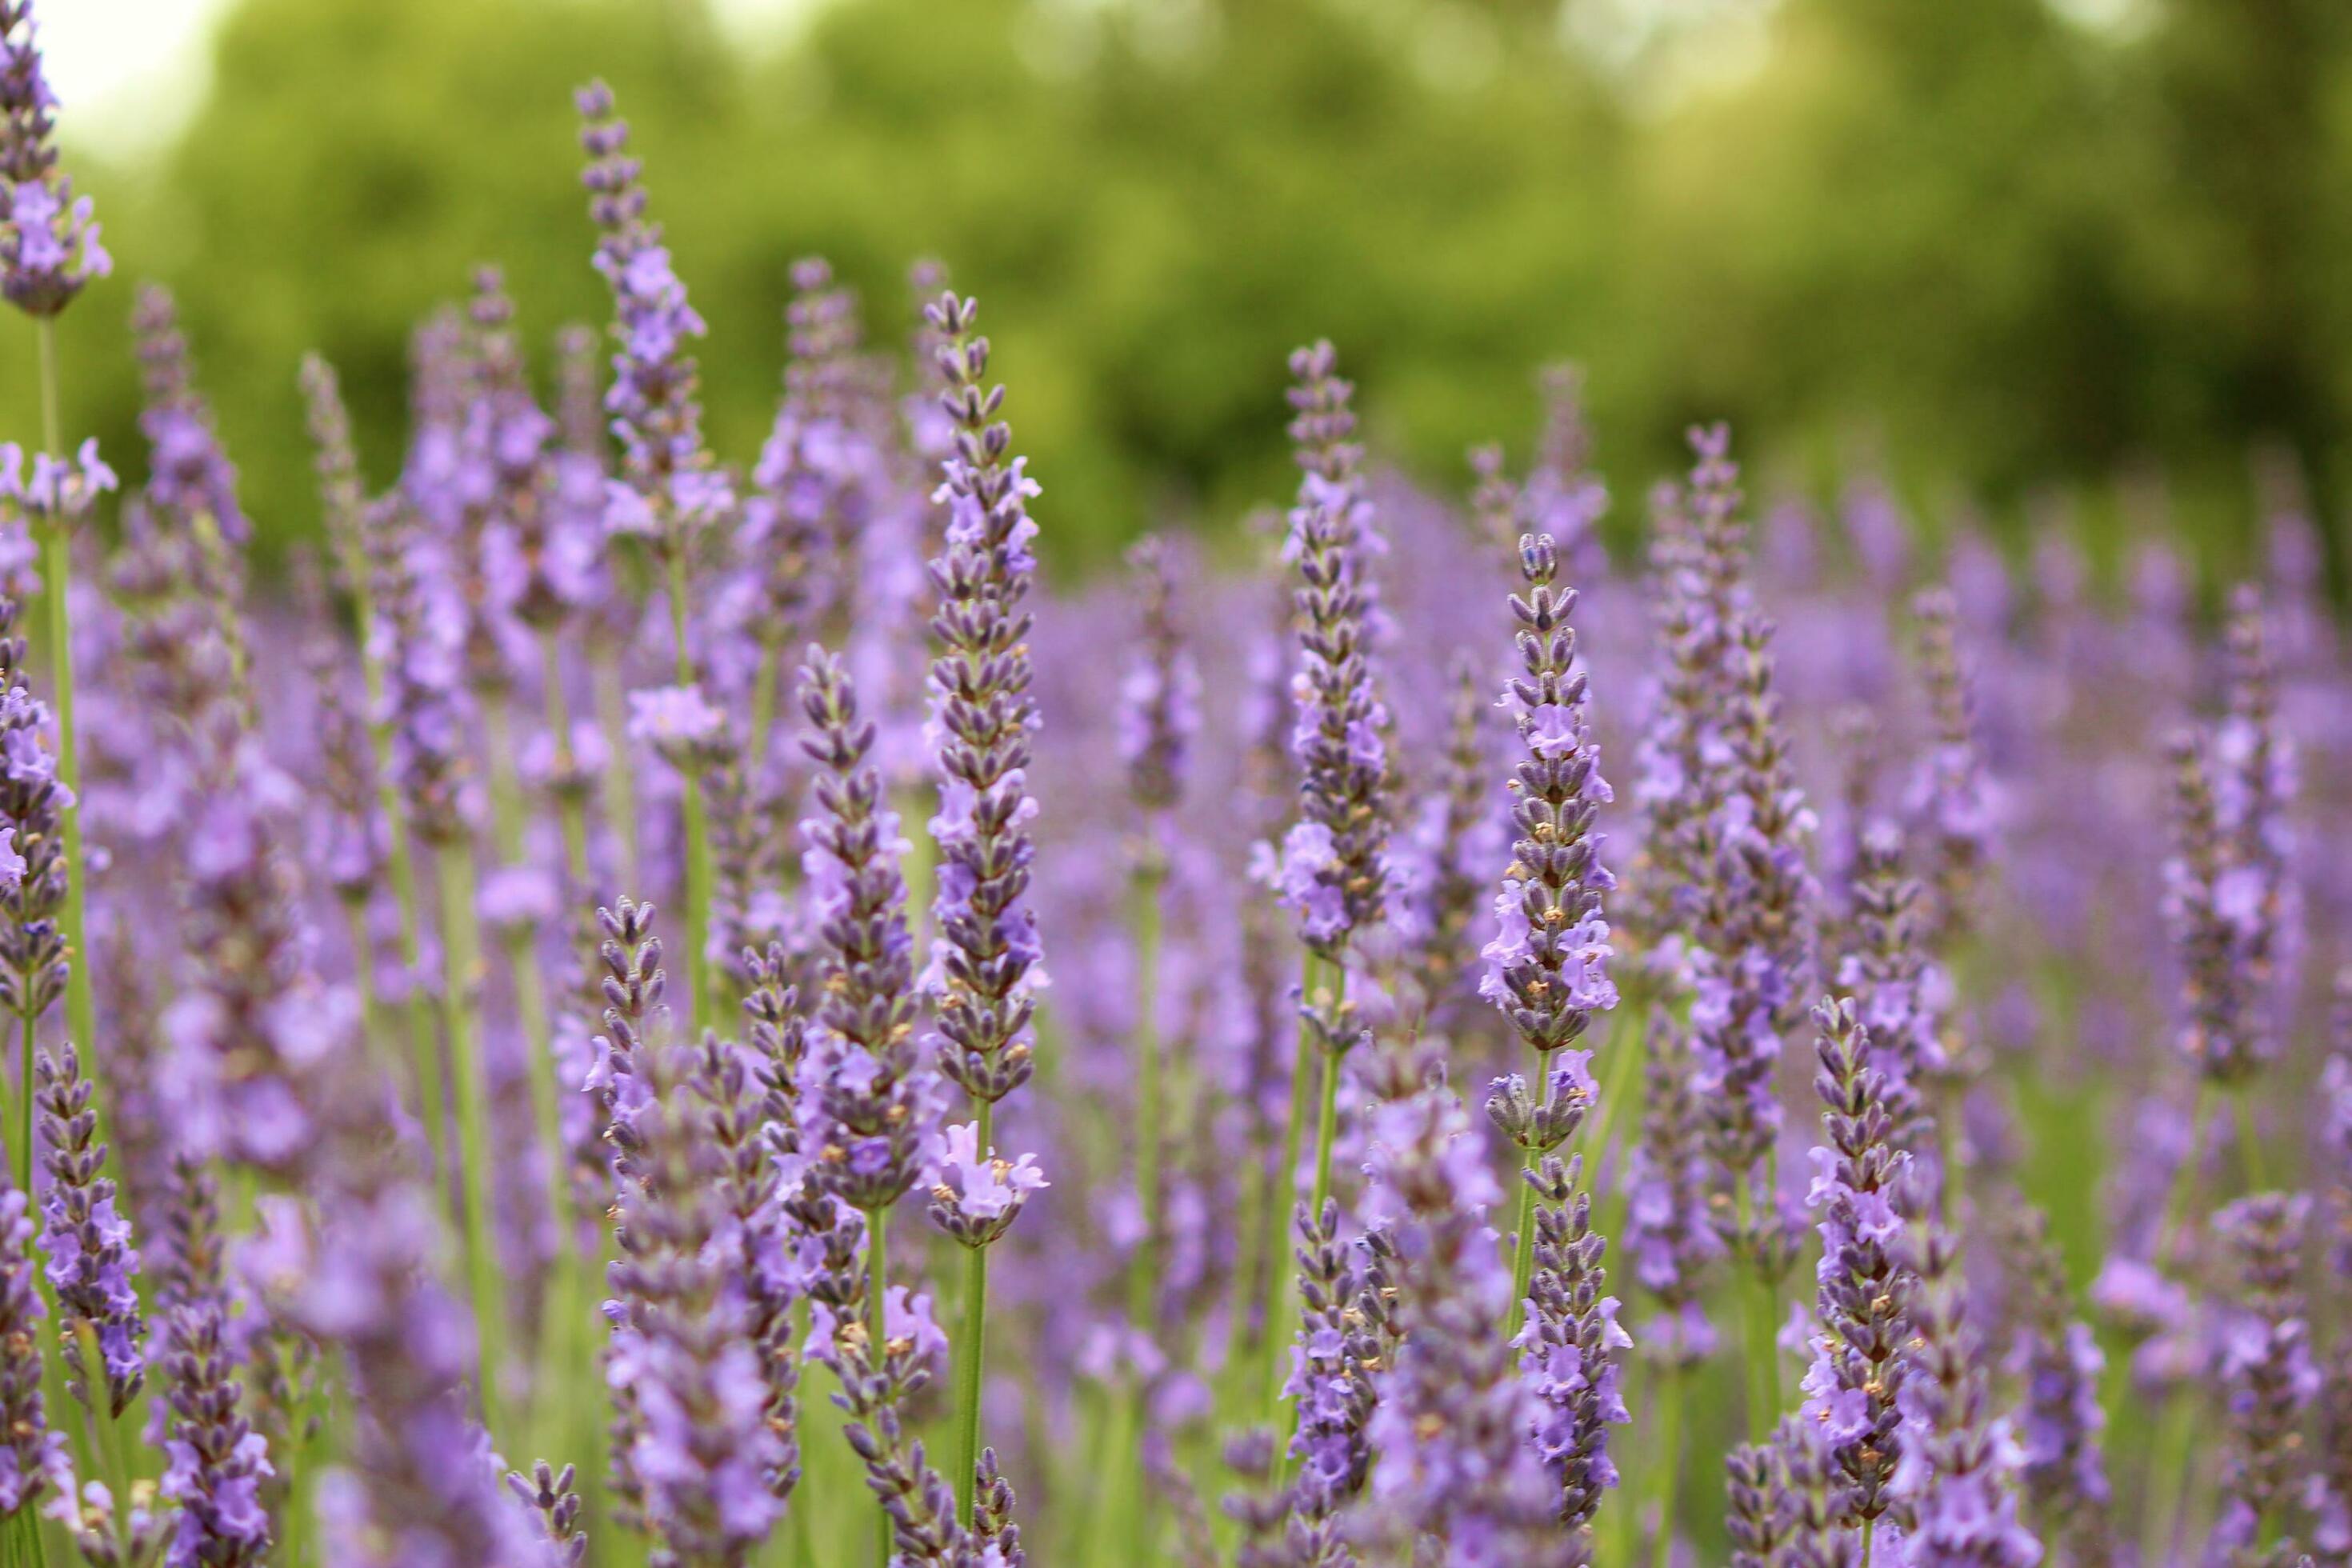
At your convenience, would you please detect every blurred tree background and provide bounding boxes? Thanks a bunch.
[7,0,2352,584]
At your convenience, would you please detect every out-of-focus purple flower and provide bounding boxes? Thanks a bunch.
[627,682,730,765]
[1354,1078,1565,1559]
[132,283,246,545]
[2210,1191,2318,1553]
[1270,341,1391,958]
[2002,1206,2109,1557]
[575,81,732,553]
[1623,1017,1722,1366]
[0,2,109,318]
[0,437,114,535]
[1890,1226,2041,1568]
[1904,589,1995,944]
[1118,534,1200,816]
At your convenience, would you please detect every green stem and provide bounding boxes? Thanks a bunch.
[1648,1368,1682,1568]
[665,554,714,1028]
[33,326,93,1107]
[1130,861,1165,1330]
[2153,1086,2214,1266]
[14,1009,28,1199]
[429,838,508,1440]
[1306,1019,1342,1218]
[1506,1044,1558,1342]
[1861,1517,1875,1568]
[1580,994,1650,1163]
[2231,1086,2266,1192]
[1261,949,1324,1421]
[593,654,641,894]
[537,630,592,891]
[76,1326,132,1557]
[1735,1183,1778,1442]
[865,1202,892,1568]
[2140,1385,2197,1568]
[749,640,781,770]
[951,1102,994,1525]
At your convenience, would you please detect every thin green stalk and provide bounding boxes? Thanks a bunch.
[1306,1025,1342,1218]
[2140,1384,2197,1568]
[664,555,714,1028]
[951,1105,994,1525]
[75,1326,132,1558]
[1506,1044,1558,1342]
[1735,1183,1777,1442]
[1580,993,1650,1163]
[33,325,93,1104]
[1754,1154,1782,1422]
[749,640,781,769]
[1126,858,1166,1557]
[1130,862,1166,1326]
[428,838,508,1441]
[592,654,641,893]
[1261,949,1325,1420]
[537,629,592,890]
[865,1202,892,1568]
[1861,1518,1875,1568]
[2153,1086,2214,1266]
[2231,1086,2266,1192]
[1648,1367,1682,1568]
[14,1010,30,1198]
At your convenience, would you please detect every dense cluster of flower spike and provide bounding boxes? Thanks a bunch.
[9,14,2352,1567]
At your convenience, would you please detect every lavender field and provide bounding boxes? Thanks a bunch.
[3,2,2351,1566]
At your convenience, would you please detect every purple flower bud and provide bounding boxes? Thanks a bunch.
[0,3,109,318]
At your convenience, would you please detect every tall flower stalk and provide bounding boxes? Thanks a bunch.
[578,78,733,1028]
[1260,341,1391,1420]
[919,291,1051,1523]
[2,0,109,1120]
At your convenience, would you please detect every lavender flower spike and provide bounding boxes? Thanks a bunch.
[1354,1077,1563,1562]
[36,1039,146,1418]
[1269,341,1392,957]
[2212,1191,2318,1555]
[0,1170,62,1518]
[922,288,1050,1118]
[575,79,731,552]
[1798,997,1911,1534]
[0,2,110,318]
[1118,533,1199,818]
[1481,530,1618,1068]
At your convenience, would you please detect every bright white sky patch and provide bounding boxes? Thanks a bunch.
[39,0,825,160]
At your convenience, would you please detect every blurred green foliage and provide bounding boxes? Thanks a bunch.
[6,0,2352,582]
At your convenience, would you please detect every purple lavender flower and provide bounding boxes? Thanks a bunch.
[1798,997,1912,1534]
[0,604,71,1030]
[1480,530,1617,1070]
[1905,589,1994,944]
[0,1172,62,1518]
[365,492,474,845]
[0,2,108,318]
[35,1040,146,1418]
[1622,1017,1722,1366]
[1515,1143,1631,1534]
[1354,1078,1566,1562]
[1274,1194,1387,1562]
[921,290,1049,1119]
[1397,658,1505,1026]
[1891,1226,2042,1568]
[1727,1429,1800,1568]
[1269,341,1391,957]
[576,80,732,553]
[132,282,246,545]
[798,648,937,1215]
[1118,533,1200,818]
[2211,1191,2318,1554]
[158,1298,273,1568]
[2002,1206,2109,1557]
[2162,724,2272,1087]
[0,438,114,536]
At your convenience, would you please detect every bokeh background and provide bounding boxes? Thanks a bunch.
[12,0,2352,586]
